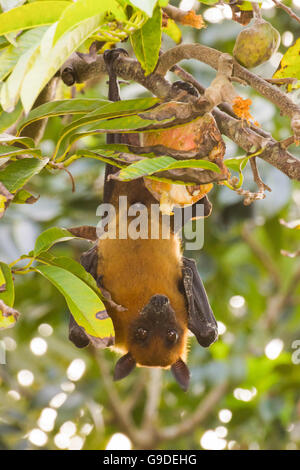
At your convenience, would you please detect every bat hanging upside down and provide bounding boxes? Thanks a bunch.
[69,50,218,391]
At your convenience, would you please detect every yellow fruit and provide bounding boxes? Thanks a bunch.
[141,114,228,214]
[143,179,213,215]
[233,20,280,68]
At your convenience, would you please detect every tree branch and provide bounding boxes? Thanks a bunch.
[163,5,205,29]
[272,0,300,24]
[142,369,162,430]
[91,348,229,449]
[61,52,171,98]
[60,51,300,181]
[156,44,300,135]
[241,223,281,288]
[264,264,300,328]
[158,381,228,440]
[213,108,300,180]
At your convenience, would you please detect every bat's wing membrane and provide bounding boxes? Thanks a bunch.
[182,257,218,347]
[80,245,98,280]
[69,245,99,348]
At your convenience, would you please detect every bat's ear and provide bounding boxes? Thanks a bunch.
[113,353,136,381]
[171,358,190,391]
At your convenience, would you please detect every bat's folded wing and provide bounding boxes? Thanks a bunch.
[68,245,99,348]
[182,257,218,347]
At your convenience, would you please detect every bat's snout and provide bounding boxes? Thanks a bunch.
[149,294,169,310]
[140,294,172,320]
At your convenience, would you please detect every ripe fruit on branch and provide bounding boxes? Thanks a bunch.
[233,19,280,69]
[141,114,228,214]
[144,179,213,215]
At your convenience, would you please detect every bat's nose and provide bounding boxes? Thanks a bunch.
[149,294,169,311]
[140,294,172,320]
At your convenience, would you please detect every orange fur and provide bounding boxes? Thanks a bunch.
[97,179,189,367]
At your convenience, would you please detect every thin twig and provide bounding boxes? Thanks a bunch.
[241,223,281,288]
[48,162,76,192]
[250,157,271,193]
[264,264,300,328]
[272,0,300,24]
[91,348,139,442]
[280,136,296,148]
[142,369,162,430]
[163,5,205,29]
[252,2,262,19]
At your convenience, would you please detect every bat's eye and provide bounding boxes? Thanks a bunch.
[166,329,178,344]
[135,328,148,341]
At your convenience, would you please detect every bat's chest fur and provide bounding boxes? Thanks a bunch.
[97,211,188,349]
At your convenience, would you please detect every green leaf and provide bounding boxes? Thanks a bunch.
[0,102,23,132]
[0,181,13,217]
[17,98,109,134]
[0,261,17,330]
[0,307,17,329]
[225,155,249,188]
[20,15,103,112]
[0,265,5,291]
[83,114,172,133]
[63,114,174,158]
[225,156,249,173]
[33,227,78,257]
[0,36,10,50]
[0,157,48,193]
[53,0,126,44]
[273,38,300,81]
[0,262,14,307]
[35,264,115,347]
[0,145,41,158]
[197,0,218,4]
[0,133,35,148]
[0,39,44,111]
[12,189,39,204]
[54,97,159,155]
[116,156,221,180]
[0,26,48,81]
[130,5,162,75]
[238,1,256,11]
[129,0,157,16]
[37,252,103,298]
[0,1,70,36]
[73,148,126,168]
[163,18,182,44]
[5,32,18,47]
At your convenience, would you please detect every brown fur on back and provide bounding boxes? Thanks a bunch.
[97,179,189,365]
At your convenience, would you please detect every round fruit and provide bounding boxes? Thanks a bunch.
[141,114,227,214]
[143,179,213,215]
[233,19,280,68]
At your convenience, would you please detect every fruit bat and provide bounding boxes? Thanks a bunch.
[69,49,218,391]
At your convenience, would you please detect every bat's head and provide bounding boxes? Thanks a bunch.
[113,294,190,391]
